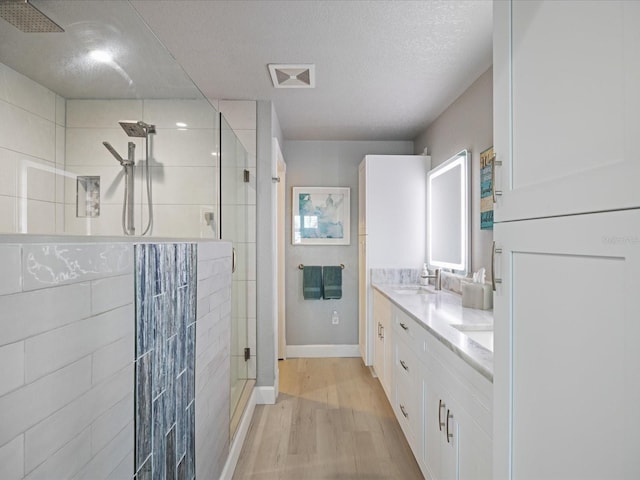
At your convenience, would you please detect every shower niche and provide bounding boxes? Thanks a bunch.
[76,176,100,217]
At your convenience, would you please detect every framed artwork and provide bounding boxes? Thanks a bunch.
[480,146,495,230]
[292,187,350,245]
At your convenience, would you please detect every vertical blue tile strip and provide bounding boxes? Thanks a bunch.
[134,243,197,480]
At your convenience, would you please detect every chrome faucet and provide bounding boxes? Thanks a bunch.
[421,268,442,290]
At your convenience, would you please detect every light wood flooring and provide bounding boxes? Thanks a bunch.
[232,357,424,479]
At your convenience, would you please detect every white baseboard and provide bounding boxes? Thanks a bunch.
[220,387,256,480]
[255,385,277,405]
[286,344,360,358]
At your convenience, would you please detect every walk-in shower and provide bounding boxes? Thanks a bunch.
[102,121,156,236]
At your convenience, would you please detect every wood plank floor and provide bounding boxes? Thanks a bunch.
[232,358,424,479]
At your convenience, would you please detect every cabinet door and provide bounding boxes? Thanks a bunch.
[493,210,640,480]
[493,0,640,221]
[373,290,392,395]
[423,368,443,480]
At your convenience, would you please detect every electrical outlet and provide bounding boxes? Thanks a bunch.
[331,310,339,325]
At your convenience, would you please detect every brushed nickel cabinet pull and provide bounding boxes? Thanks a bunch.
[439,399,445,431]
[400,360,409,371]
[232,247,237,273]
[492,241,503,291]
[492,153,502,203]
[446,409,453,443]
[400,404,408,418]
[400,322,408,331]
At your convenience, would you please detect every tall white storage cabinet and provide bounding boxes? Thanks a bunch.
[493,2,640,479]
[358,155,430,365]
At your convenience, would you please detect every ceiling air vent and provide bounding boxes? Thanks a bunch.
[268,64,315,89]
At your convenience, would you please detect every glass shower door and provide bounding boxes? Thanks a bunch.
[220,113,254,427]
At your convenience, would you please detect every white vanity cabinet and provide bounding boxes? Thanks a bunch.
[421,325,493,480]
[372,289,393,397]
[493,0,640,222]
[493,210,640,480]
[382,300,493,480]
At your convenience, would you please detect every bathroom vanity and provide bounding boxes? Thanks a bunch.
[372,283,493,480]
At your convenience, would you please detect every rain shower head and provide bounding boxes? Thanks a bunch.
[119,121,156,138]
[0,0,64,32]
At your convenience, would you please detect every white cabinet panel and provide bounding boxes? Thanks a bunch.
[493,210,640,479]
[493,0,640,221]
[358,154,430,366]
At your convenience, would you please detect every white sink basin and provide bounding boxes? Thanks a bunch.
[451,324,494,352]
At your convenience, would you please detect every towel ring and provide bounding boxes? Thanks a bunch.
[298,264,345,270]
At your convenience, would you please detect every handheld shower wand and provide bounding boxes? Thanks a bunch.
[103,141,136,235]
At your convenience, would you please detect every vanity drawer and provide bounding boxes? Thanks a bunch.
[393,306,428,354]
[395,333,419,384]
[395,368,422,459]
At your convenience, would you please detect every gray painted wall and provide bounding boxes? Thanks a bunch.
[282,140,413,346]
[414,67,494,278]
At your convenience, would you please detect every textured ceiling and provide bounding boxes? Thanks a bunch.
[0,1,492,142]
[131,0,493,141]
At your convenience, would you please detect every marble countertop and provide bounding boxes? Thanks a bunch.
[373,283,494,382]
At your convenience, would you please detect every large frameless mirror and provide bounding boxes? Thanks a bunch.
[427,149,470,273]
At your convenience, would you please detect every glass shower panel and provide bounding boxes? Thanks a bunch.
[220,113,254,422]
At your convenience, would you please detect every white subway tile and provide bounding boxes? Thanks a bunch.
[233,129,257,159]
[143,99,216,129]
[22,243,133,291]
[91,274,134,315]
[63,203,125,237]
[71,421,133,480]
[0,434,24,480]
[55,202,64,234]
[17,158,57,202]
[25,304,134,382]
[149,166,216,205]
[24,200,56,234]
[0,244,21,295]
[0,63,56,121]
[0,195,16,233]
[90,392,133,455]
[247,280,257,318]
[65,128,142,167]
[92,336,133,385]
[24,428,91,480]
[219,100,257,130]
[24,365,132,473]
[55,95,65,126]
[0,282,91,346]
[0,147,18,196]
[140,204,205,239]
[55,124,65,170]
[66,100,143,128]
[106,450,133,480]
[0,102,55,161]
[152,128,217,166]
[63,164,126,205]
[0,357,92,447]
[0,342,24,397]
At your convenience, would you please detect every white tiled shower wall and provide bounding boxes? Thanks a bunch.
[0,61,223,239]
[65,98,219,238]
[0,63,66,234]
[0,239,232,480]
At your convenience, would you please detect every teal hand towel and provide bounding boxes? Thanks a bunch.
[323,266,342,300]
[303,266,323,299]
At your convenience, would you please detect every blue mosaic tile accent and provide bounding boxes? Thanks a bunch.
[134,243,196,480]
